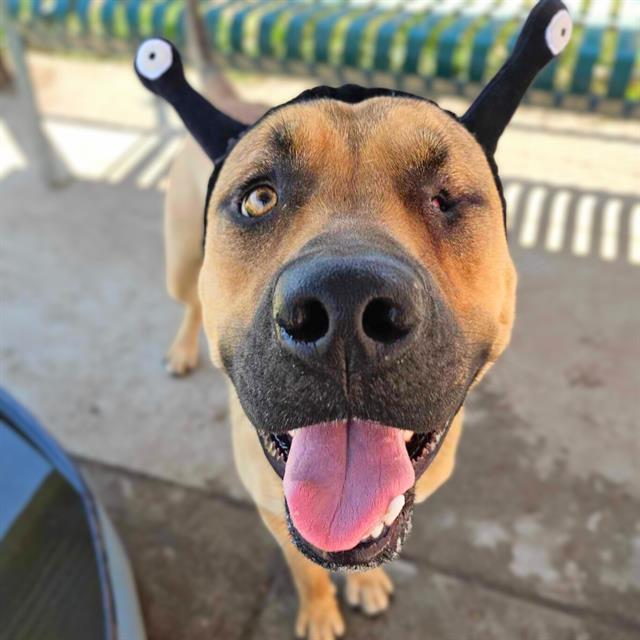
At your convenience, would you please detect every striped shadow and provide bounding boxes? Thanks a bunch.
[504,178,640,266]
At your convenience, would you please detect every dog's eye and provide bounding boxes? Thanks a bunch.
[430,194,449,213]
[241,185,278,218]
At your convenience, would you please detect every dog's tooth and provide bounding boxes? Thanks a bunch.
[384,494,405,526]
[403,430,414,443]
[370,522,384,539]
[360,534,370,543]
[288,430,295,438]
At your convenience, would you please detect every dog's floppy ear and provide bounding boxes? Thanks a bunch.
[134,38,246,161]
[461,0,572,156]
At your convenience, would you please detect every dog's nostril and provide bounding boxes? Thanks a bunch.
[362,298,411,345]
[278,299,329,344]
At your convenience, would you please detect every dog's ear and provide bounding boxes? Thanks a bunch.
[461,0,572,156]
[134,38,246,161]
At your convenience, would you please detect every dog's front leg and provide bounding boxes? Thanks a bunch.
[165,298,202,375]
[260,509,345,640]
[163,137,208,376]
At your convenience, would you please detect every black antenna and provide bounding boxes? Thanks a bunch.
[461,0,572,156]
[134,38,246,162]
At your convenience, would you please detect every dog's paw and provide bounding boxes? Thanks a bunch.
[164,341,199,377]
[345,568,393,616]
[295,593,345,640]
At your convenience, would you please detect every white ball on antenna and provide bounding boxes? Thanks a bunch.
[135,39,173,81]
[545,9,572,56]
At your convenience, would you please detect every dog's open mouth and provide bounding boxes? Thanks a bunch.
[258,418,450,570]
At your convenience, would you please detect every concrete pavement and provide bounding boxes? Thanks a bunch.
[1,53,639,639]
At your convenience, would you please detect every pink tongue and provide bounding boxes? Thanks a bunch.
[283,420,415,552]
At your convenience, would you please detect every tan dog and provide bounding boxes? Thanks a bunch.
[164,92,514,638]
[134,3,571,636]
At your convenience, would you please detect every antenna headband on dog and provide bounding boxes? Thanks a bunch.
[134,0,572,235]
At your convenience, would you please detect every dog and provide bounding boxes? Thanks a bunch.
[134,2,571,636]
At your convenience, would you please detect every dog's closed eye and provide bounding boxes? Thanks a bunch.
[241,185,278,218]
[430,193,450,213]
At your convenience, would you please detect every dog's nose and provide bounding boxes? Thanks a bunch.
[273,254,425,370]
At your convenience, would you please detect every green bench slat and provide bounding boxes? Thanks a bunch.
[343,7,390,68]
[230,3,261,53]
[314,6,359,65]
[285,4,336,61]
[372,11,416,72]
[259,3,296,58]
[230,1,304,58]
[571,26,605,95]
[436,0,503,80]
[6,0,184,43]
[126,0,144,38]
[101,0,117,35]
[469,17,509,82]
[7,0,20,18]
[204,0,238,49]
[467,1,531,82]
[436,15,477,79]
[28,0,67,21]
[171,2,187,44]
[152,2,170,36]
[125,1,163,39]
[80,0,100,33]
[607,0,640,100]
[7,0,638,113]
[608,29,637,99]
[571,0,614,95]
[8,0,40,20]
[403,9,458,75]
[52,0,71,20]
[77,0,90,27]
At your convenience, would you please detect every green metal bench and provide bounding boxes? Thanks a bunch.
[6,0,639,117]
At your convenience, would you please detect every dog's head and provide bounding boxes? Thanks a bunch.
[135,1,571,570]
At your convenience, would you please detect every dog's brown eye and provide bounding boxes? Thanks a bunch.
[241,185,277,218]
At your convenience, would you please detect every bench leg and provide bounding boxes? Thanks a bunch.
[152,94,171,130]
[5,21,71,188]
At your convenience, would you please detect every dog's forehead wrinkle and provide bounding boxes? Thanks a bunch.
[268,120,297,158]
[263,98,460,191]
[403,144,448,179]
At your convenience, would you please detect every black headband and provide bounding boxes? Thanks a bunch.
[134,0,572,233]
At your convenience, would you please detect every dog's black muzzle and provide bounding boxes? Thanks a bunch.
[222,231,485,438]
